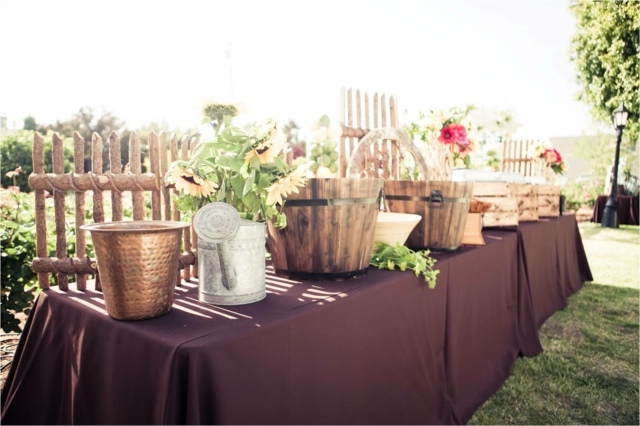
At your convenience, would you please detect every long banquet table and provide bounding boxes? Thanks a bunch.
[1,214,592,425]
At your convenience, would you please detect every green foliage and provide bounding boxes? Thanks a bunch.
[574,132,639,186]
[570,0,639,144]
[562,179,602,210]
[0,130,74,192]
[23,116,37,131]
[369,241,439,289]
[1,190,37,333]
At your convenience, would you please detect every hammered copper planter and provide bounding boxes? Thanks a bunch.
[81,220,190,320]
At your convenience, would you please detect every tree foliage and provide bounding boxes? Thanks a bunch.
[0,130,74,192]
[39,107,129,171]
[569,0,639,145]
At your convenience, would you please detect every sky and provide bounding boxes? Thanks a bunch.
[0,0,602,139]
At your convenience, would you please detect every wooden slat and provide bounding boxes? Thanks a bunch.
[170,133,180,222]
[109,131,123,221]
[52,133,68,290]
[32,133,49,289]
[188,135,199,279]
[149,131,161,220]
[91,133,105,223]
[130,132,145,220]
[73,132,87,290]
[91,132,104,291]
[159,131,171,221]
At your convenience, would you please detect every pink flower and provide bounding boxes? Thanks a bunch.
[543,148,559,164]
[552,148,563,164]
[438,123,469,146]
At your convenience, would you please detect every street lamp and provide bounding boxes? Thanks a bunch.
[601,102,629,228]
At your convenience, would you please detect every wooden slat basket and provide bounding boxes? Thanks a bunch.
[510,183,539,222]
[266,178,384,281]
[471,182,519,227]
[384,180,474,251]
[537,184,561,217]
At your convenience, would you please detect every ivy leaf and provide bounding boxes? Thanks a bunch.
[369,241,439,289]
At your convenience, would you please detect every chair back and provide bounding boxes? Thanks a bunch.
[501,139,543,177]
[339,87,399,178]
[346,127,430,180]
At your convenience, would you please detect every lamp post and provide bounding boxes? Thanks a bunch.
[601,102,629,228]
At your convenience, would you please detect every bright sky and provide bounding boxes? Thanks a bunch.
[1,0,600,138]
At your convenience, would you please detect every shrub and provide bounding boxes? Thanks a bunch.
[1,189,38,333]
[562,179,602,211]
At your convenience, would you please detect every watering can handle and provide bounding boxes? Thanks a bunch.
[216,242,237,290]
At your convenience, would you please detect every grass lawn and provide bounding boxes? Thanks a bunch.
[469,222,639,425]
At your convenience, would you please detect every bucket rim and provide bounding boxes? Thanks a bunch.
[80,220,190,233]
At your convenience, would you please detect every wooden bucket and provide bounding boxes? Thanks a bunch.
[267,178,383,281]
[384,180,474,251]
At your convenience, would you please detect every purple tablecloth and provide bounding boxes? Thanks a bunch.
[1,215,592,425]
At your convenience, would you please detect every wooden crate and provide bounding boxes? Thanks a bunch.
[510,183,539,222]
[461,213,485,246]
[537,184,560,217]
[472,182,519,227]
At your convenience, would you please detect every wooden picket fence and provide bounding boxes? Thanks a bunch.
[338,87,400,178]
[28,130,199,291]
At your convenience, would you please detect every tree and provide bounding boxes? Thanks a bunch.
[41,107,128,171]
[569,0,639,146]
[23,116,37,131]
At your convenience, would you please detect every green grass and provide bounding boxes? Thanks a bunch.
[469,223,639,425]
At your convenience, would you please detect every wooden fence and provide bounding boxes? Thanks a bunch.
[338,87,400,178]
[28,130,199,291]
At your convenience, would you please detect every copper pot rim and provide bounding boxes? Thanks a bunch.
[80,220,190,233]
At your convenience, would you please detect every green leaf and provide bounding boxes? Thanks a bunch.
[229,174,245,196]
[216,155,244,172]
[1,221,19,229]
[243,169,256,196]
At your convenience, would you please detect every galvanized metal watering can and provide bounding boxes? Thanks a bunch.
[193,203,266,305]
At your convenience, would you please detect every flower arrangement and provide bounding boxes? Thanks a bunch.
[407,106,476,179]
[307,114,341,178]
[165,102,307,227]
[528,142,566,176]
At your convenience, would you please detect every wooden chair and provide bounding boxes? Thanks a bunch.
[28,130,198,292]
[346,127,430,180]
[501,139,542,177]
[339,87,401,178]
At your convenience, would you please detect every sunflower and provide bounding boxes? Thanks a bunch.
[266,167,307,206]
[166,164,217,198]
[245,126,287,164]
[202,102,239,125]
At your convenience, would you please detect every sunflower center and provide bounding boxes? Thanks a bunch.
[256,145,271,155]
